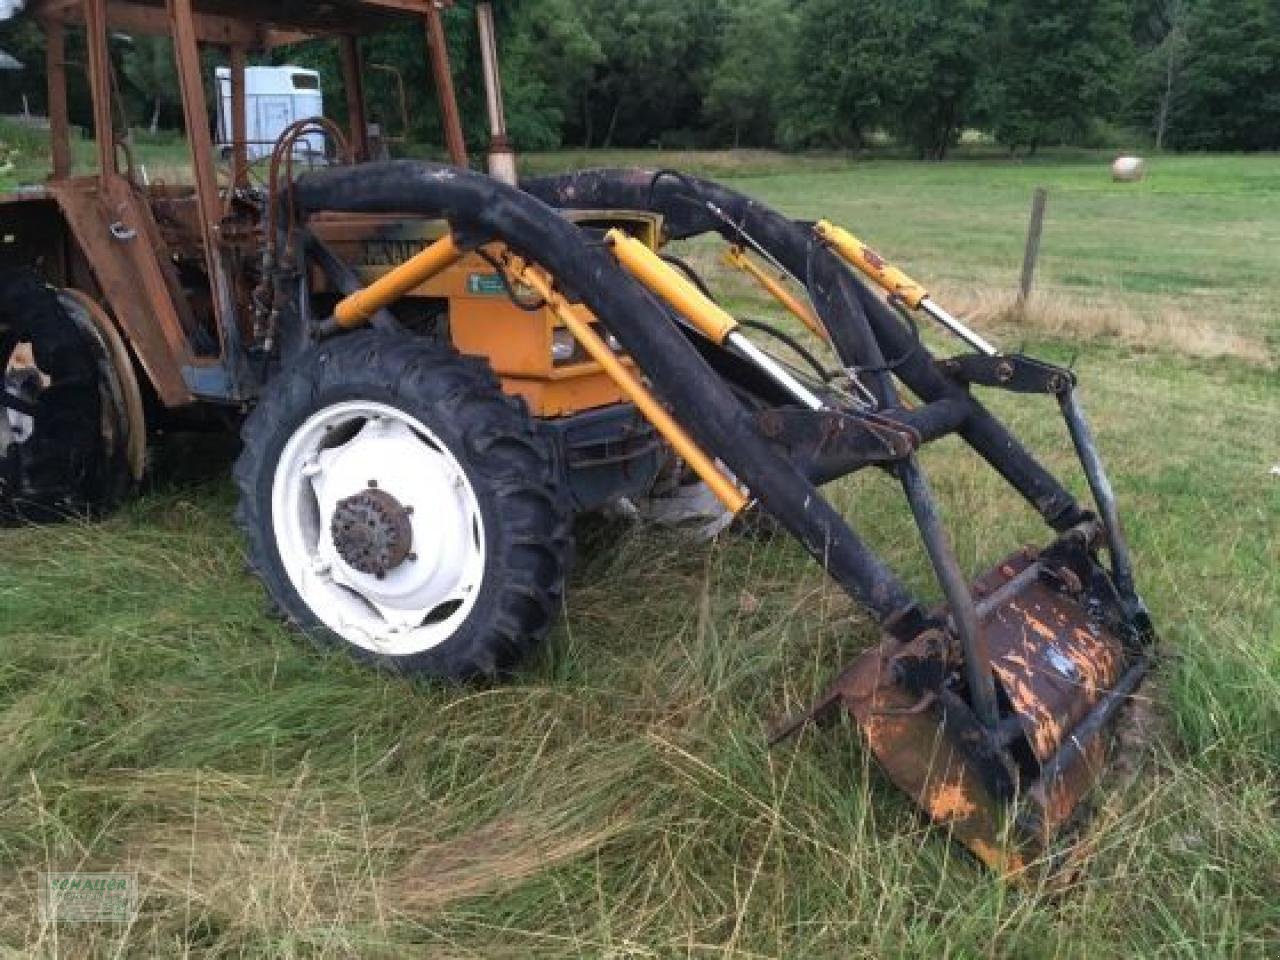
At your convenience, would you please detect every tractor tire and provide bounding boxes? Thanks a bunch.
[0,268,138,520]
[234,330,573,680]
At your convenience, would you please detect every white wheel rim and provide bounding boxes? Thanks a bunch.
[271,400,487,657]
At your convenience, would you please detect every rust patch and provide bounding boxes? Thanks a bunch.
[989,569,1125,763]
[928,781,978,821]
[833,634,1022,872]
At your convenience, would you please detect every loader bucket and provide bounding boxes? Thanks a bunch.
[807,526,1152,872]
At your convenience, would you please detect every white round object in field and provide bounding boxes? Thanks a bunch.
[1111,156,1146,182]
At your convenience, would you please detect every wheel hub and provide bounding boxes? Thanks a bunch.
[330,487,415,578]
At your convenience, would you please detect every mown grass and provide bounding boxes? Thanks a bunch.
[2,143,1278,956]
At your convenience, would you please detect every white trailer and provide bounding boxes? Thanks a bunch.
[215,65,324,162]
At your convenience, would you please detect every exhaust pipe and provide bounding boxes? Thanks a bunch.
[476,1,517,185]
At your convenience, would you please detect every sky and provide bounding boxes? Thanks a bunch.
[0,1,23,22]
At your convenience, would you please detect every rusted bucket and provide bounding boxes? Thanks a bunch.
[789,523,1152,872]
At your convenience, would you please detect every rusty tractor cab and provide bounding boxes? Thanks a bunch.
[2,1,1156,874]
[4,0,655,481]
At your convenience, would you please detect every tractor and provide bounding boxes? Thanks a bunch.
[1,0,1155,873]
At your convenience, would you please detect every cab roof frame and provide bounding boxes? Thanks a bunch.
[30,0,448,47]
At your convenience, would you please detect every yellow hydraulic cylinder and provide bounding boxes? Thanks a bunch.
[723,245,827,340]
[606,228,826,411]
[814,220,928,309]
[333,233,464,328]
[815,220,999,357]
[501,251,749,514]
[605,229,739,344]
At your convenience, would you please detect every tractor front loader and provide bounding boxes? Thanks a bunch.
[266,161,1155,873]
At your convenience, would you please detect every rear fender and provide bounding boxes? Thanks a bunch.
[3,184,194,407]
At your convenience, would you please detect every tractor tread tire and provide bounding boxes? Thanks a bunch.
[233,330,573,680]
[0,267,133,520]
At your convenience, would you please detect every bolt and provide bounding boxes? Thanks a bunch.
[368,479,378,488]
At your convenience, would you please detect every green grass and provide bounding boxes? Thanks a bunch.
[2,143,1279,957]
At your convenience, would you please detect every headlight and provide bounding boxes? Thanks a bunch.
[551,328,577,363]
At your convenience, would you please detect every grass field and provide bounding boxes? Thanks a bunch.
[1,140,1278,957]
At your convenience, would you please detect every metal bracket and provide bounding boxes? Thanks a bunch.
[940,353,1075,395]
[753,408,917,481]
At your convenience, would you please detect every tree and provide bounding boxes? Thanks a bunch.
[1147,0,1191,149]
[779,0,898,149]
[1166,0,1280,150]
[575,0,727,147]
[0,16,46,116]
[704,0,795,147]
[983,0,1134,153]
[499,0,601,150]
[889,0,992,160]
[120,36,178,133]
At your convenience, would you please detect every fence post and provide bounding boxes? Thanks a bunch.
[1018,187,1048,308]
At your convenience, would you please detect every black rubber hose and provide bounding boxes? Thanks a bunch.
[658,252,716,300]
[738,318,833,382]
[657,251,832,381]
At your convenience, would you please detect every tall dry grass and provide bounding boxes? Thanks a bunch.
[937,284,1273,365]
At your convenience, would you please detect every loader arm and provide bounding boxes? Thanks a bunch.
[286,161,1155,873]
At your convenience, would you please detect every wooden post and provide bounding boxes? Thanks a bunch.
[1018,187,1048,306]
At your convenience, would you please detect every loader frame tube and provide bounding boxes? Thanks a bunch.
[333,233,463,327]
[1059,389,1137,599]
[900,458,999,727]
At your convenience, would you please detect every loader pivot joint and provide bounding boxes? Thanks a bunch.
[940,354,1076,395]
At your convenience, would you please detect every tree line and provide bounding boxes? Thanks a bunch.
[2,0,1278,156]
